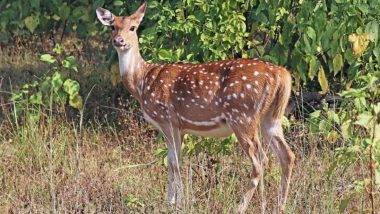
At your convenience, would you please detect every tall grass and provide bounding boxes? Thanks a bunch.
[1,107,374,213]
[0,44,378,213]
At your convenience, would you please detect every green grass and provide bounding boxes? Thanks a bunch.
[0,44,378,213]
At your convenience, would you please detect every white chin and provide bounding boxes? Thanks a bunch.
[116,46,130,52]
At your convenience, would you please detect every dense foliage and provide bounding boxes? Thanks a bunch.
[1,0,379,90]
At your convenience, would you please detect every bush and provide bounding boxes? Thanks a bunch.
[1,0,379,91]
[11,45,83,124]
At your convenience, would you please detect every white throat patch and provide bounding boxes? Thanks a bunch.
[118,49,136,78]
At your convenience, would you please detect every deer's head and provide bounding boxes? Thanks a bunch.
[96,2,147,52]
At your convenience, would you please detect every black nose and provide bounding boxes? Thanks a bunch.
[113,37,124,46]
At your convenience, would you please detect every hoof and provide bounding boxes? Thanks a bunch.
[237,199,249,214]
[168,193,183,210]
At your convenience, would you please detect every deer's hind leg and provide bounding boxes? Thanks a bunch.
[160,123,184,207]
[262,117,295,213]
[229,121,264,213]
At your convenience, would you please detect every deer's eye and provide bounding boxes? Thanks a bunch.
[130,26,136,31]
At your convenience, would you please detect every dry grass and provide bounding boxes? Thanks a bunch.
[0,114,374,213]
[0,42,378,214]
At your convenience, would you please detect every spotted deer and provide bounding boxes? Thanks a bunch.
[96,2,294,213]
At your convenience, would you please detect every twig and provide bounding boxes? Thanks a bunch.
[60,19,68,43]
[0,90,13,94]
[0,78,9,117]
[369,106,376,214]
[79,84,96,134]
[113,160,158,172]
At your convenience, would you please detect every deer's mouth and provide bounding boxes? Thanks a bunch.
[114,43,131,51]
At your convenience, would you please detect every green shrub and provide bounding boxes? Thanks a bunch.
[1,0,379,91]
[11,45,83,124]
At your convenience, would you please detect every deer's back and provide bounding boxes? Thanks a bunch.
[140,58,290,136]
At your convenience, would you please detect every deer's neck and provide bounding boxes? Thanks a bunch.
[117,47,147,99]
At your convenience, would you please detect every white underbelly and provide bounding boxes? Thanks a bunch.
[184,124,233,138]
[143,111,233,138]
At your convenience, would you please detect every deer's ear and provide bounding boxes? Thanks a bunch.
[134,2,147,23]
[96,8,115,26]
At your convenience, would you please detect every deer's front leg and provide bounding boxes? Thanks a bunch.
[162,125,183,206]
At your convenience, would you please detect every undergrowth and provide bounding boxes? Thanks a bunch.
[0,41,379,213]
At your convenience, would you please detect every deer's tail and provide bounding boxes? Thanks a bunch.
[270,70,292,120]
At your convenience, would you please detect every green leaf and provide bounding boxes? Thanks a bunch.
[63,79,80,96]
[58,3,71,20]
[318,66,329,94]
[357,3,369,14]
[68,93,83,109]
[229,134,237,143]
[308,56,318,80]
[40,54,56,64]
[24,15,39,33]
[52,14,61,21]
[157,49,173,61]
[63,79,83,109]
[30,0,40,8]
[355,112,373,128]
[11,92,23,102]
[72,6,87,20]
[365,21,379,45]
[327,110,340,124]
[40,77,51,93]
[113,0,123,6]
[373,102,380,115]
[306,27,316,41]
[282,116,291,129]
[62,56,78,72]
[154,147,168,157]
[29,92,42,105]
[125,194,144,207]
[341,119,351,139]
[310,110,321,119]
[51,72,63,92]
[53,44,63,54]
[340,88,365,98]
[319,119,332,133]
[55,90,68,105]
[333,53,343,75]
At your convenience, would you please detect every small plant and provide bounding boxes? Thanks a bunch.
[183,134,236,157]
[310,70,379,211]
[308,104,341,143]
[124,194,144,208]
[154,133,236,167]
[336,70,379,212]
[11,45,83,123]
